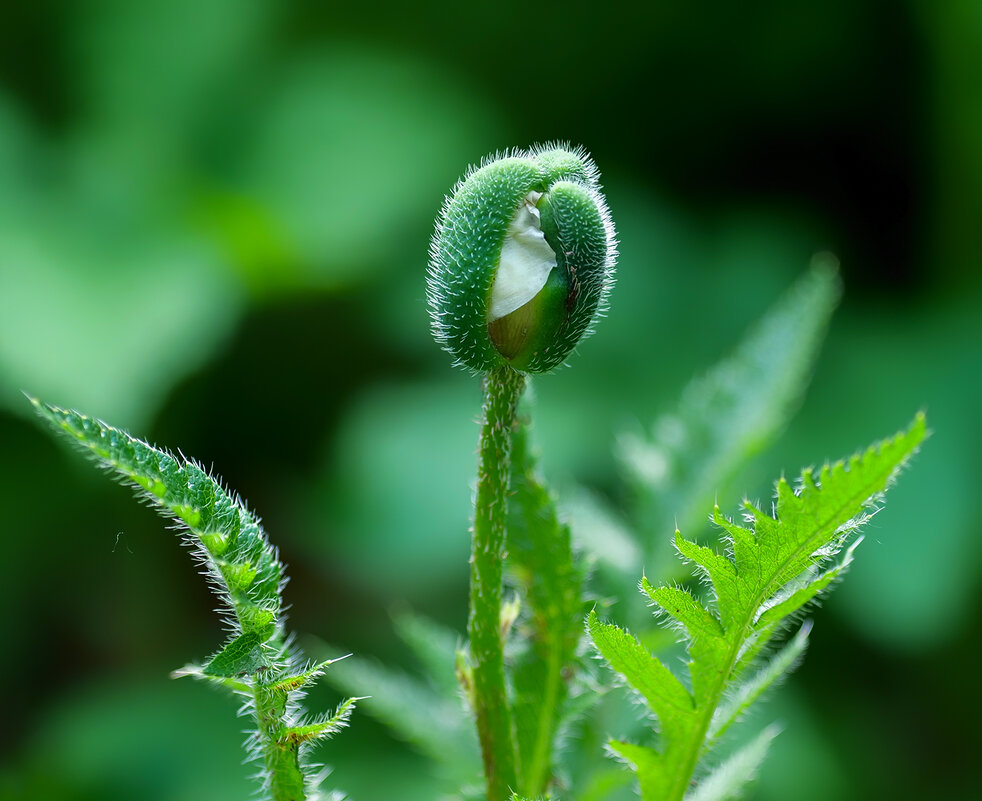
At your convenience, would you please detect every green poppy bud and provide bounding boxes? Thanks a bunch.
[427,143,617,373]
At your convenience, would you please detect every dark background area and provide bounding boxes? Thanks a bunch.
[1,1,980,799]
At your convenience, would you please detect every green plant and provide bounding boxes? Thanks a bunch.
[589,413,924,800]
[32,399,357,801]
[421,144,924,800]
[34,142,925,801]
[427,143,616,801]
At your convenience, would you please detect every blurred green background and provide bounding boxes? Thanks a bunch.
[1,1,980,799]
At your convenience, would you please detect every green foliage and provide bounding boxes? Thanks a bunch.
[27,251,928,801]
[32,399,355,801]
[7,4,965,797]
[324,609,482,794]
[349,261,922,801]
[323,411,587,801]
[618,258,841,551]
[685,726,779,801]
[590,413,926,801]
[506,414,588,797]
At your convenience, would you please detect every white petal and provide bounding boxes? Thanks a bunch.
[488,192,557,322]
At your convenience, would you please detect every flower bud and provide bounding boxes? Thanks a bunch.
[427,144,616,373]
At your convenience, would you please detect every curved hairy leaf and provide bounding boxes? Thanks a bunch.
[33,399,355,801]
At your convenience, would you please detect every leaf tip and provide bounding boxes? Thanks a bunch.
[911,409,928,440]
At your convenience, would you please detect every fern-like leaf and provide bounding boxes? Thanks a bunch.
[32,399,355,801]
[591,413,926,801]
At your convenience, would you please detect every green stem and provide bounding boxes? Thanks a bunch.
[469,364,526,801]
[254,681,307,801]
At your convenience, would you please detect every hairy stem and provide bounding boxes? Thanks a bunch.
[255,682,307,801]
[469,365,526,801]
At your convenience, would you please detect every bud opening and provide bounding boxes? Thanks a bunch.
[427,143,616,374]
[488,192,557,322]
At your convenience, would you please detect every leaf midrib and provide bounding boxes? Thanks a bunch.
[663,458,900,801]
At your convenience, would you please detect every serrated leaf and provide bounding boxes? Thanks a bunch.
[753,537,860,634]
[707,624,810,745]
[205,630,270,677]
[507,416,587,797]
[644,583,723,643]
[276,698,358,747]
[32,399,284,649]
[32,398,356,800]
[267,657,348,695]
[643,580,727,704]
[671,534,747,632]
[619,262,841,551]
[593,415,925,800]
[588,611,694,742]
[608,740,667,800]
